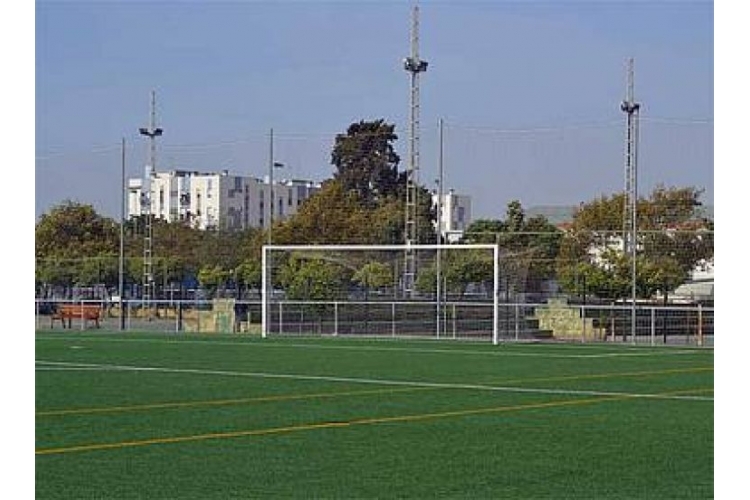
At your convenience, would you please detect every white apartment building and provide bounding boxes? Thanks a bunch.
[432,189,472,242]
[128,169,321,231]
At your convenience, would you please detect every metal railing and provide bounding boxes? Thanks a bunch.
[35,298,713,347]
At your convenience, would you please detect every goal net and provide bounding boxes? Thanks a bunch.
[262,244,502,343]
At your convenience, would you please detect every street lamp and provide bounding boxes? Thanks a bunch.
[267,127,285,246]
[436,118,444,338]
[265,129,285,339]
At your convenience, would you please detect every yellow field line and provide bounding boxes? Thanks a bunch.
[35,386,711,456]
[36,386,432,417]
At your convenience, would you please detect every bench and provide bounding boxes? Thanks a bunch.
[50,304,102,329]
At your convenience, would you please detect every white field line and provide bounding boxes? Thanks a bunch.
[35,366,129,372]
[35,360,714,402]
[34,335,705,359]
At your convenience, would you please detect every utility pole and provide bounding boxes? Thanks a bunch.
[620,58,640,343]
[403,4,428,296]
[436,118,444,337]
[119,138,126,330]
[268,128,274,246]
[139,91,163,317]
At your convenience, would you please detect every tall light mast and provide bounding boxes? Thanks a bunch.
[139,91,163,310]
[620,58,640,342]
[403,4,428,296]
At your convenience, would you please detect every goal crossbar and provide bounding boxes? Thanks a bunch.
[262,244,501,344]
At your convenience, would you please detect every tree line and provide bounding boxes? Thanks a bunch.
[35,119,713,302]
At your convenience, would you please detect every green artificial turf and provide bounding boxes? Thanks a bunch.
[36,331,713,499]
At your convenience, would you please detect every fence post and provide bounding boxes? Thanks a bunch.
[650,307,656,346]
[452,303,457,339]
[177,300,182,333]
[80,298,85,331]
[334,301,339,336]
[174,301,179,333]
[581,303,586,343]
[391,302,396,338]
[515,303,520,341]
[697,304,703,347]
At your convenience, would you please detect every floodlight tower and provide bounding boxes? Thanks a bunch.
[403,4,428,296]
[620,58,640,342]
[139,91,163,309]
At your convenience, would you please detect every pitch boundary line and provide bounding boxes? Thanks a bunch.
[35,365,712,417]
[34,335,706,359]
[35,360,714,403]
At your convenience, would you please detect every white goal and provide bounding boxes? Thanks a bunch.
[262,244,502,343]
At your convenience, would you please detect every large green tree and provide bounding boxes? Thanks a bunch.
[462,200,562,293]
[36,201,261,296]
[36,201,119,260]
[278,256,350,301]
[272,180,377,245]
[331,119,400,206]
[353,261,394,294]
[415,249,494,298]
[36,201,120,290]
[556,185,712,300]
[325,119,434,245]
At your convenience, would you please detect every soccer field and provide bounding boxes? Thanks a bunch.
[35,331,713,499]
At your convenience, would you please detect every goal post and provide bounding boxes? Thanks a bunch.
[262,244,501,344]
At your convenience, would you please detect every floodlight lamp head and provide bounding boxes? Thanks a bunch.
[139,127,164,137]
[620,101,640,114]
[403,57,428,73]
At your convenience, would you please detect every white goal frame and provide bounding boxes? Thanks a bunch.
[262,244,501,344]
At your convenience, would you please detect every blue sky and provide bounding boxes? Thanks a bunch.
[35,0,714,220]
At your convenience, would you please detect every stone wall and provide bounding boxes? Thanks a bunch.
[182,299,236,333]
[533,298,606,341]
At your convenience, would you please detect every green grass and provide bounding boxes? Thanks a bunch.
[35,331,713,499]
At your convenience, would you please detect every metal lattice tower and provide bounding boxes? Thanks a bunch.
[403,4,428,295]
[139,91,163,307]
[621,58,640,256]
[620,58,640,343]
